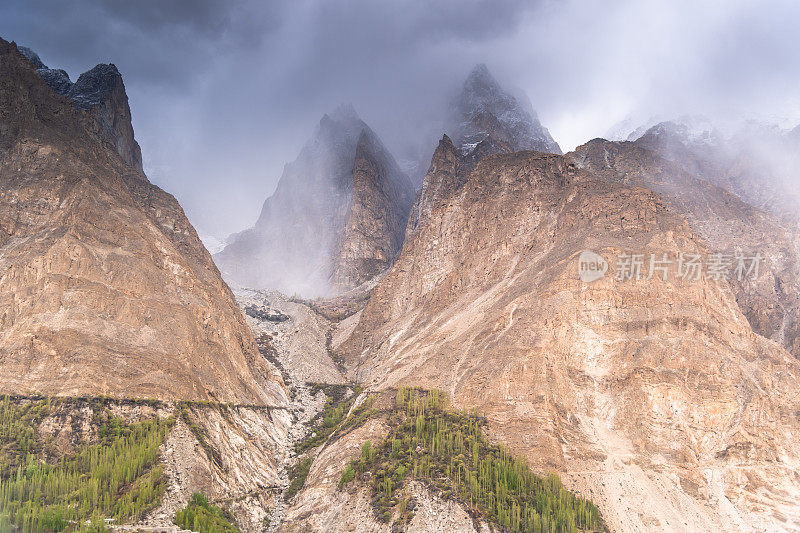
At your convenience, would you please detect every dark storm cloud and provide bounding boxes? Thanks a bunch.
[0,0,284,89]
[97,0,233,35]
[1,0,799,241]
[0,0,539,239]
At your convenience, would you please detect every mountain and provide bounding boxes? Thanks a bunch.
[214,105,415,297]
[0,39,286,405]
[578,136,800,359]
[607,114,717,144]
[333,138,800,531]
[624,120,800,360]
[398,64,563,187]
[448,64,561,159]
[18,45,143,171]
[404,65,563,235]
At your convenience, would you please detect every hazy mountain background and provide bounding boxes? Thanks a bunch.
[2,0,800,245]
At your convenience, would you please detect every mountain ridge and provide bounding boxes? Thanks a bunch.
[337,140,800,531]
[0,38,286,406]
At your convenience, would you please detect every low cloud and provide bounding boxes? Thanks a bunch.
[2,0,798,238]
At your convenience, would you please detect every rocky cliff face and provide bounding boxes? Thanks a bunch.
[0,39,286,405]
[448,64,561,159]
[340,146,800,531]
[214,105,414,297]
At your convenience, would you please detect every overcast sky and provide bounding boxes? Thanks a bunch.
[2,0,799,240]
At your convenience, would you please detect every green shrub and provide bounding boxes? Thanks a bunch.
[174,493,238,533]
[340,388,605,532]
[339,463,356,488]
[295,386,360,454]
[286,457,313,499]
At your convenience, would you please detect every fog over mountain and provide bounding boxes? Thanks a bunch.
[4,3,800,531]
[2,0,799,243]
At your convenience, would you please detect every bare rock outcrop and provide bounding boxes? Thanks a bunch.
[18,45,142,171]
[148,404,292,533]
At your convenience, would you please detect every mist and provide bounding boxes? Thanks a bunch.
[2,0,799,241]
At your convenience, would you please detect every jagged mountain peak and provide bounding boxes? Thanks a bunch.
[456,63,510,121]
[15,44,142,171]
[314,105,370,155]
[467,62,491,78]
[462,63,502,97]
[18,45,130,109]
[326,102,360,123]
[215,107,414,296]
[450,63,561,156]
[68,63,123,109]
[0,37,286,405]
[17,44,73,96]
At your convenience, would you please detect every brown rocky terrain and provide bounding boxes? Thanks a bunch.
[0,39,286,405]
[235,288,346,387]
[279,390,495,533]
[338,142,800,531]
[214,105,415,297]
[146,403,292,533]
[5,396,293,533]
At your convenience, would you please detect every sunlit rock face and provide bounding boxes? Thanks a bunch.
[0,39,287,405]
[215,104,414,297]
[340,143,800,532]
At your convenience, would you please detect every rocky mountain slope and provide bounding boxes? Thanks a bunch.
[215,105,415,297]
[338,141,800,531]
[0,39,286,405]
